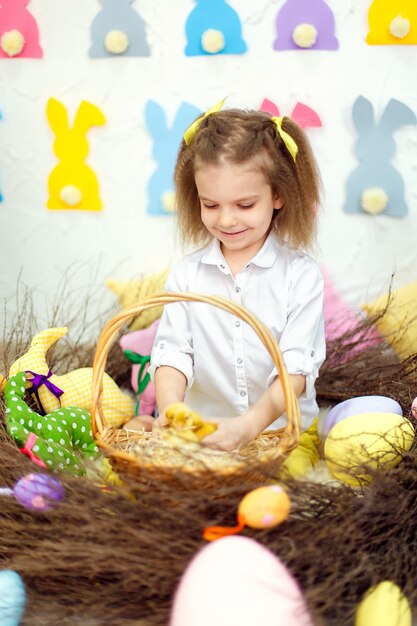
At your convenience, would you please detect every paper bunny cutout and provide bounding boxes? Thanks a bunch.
[260,99,322,129]
[367,1,417,45]
[0,0,42,58]
[273,0,338,51]
[145,100,201,216]
[46,98,106,211]
[185,0,247,56]
[89,0,150,58]
[344,96,417,217]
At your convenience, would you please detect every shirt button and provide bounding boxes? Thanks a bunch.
[235,320,241,327]
[240,390,246,397]
[311,350,315,357]
[159,342,165,349]
[235,286,240,293]
[237,357,243,364]
[220,264,225,269]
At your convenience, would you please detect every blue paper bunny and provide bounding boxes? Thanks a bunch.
[344,96,416,217]
[185,0,247,56]
[89,0,150,58]
[145,101,202,216]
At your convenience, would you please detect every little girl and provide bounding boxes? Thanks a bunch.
[149,103,326,473]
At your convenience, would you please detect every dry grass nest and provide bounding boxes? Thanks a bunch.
[1,280,417,625]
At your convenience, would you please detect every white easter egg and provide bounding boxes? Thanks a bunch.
[323,396,402,438]
[170,536,313,626]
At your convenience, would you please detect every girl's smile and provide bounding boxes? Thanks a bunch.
[219,228,248,237]
[195,160,282,272]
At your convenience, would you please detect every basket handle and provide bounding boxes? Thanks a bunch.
[91,291,301,447]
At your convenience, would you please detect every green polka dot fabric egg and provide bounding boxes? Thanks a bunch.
[4,371,101,476]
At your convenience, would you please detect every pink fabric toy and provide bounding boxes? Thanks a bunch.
[119,320,159,416]
[322,266,381,349]
[170,536,313,626]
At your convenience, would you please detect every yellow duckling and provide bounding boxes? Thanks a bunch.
[165,402,217,442]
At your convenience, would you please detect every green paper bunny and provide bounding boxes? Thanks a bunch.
[4,371,100,476]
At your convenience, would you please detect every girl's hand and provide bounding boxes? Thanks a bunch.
[200,415,258,452]
[124,415,154,432]
[152,408,170,433]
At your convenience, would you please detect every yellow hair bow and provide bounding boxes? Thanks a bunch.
[271,116,298,163]
[183,97,227,146]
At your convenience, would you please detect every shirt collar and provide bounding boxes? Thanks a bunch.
[200,238,224,266]
[201,233,280,269]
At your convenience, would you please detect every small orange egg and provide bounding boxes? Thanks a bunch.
[238,485,291,529]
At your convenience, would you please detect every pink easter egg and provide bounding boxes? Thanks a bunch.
[323,396,402,438]
[411,397,417,420]
[170,536,313,626]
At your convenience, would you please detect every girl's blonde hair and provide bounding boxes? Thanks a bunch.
[174,108,321,251]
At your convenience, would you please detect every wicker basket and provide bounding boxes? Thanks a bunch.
[90,291,301,487]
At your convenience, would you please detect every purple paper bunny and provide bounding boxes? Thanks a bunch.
[274,0,338,51]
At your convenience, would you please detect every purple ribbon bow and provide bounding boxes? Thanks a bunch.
[25,369,64,415]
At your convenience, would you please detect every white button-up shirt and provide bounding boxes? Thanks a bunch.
[149,234,326,431]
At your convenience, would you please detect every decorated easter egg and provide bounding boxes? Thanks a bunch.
[13,473,64,511]
[323,396,402,438]
[324,412,414,486]
[171,536,313,626]
[355,581,411,626]
[0,570,26,626]
[238,485,290,529]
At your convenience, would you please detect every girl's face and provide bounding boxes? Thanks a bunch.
[196,160,282,262]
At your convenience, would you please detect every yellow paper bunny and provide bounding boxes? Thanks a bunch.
[9,327,134,428]
[46,97,106,211]
[367,1,417,45]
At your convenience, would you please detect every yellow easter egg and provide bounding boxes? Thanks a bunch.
[325,412,414,486]
[355,581,411,626]
[238,485,290,529]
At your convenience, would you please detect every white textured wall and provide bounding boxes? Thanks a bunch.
[1,0,416,330]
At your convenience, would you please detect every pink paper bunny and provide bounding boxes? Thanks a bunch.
[119,320,159,416]
[260,99,322,129]
[0,0,42,58]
